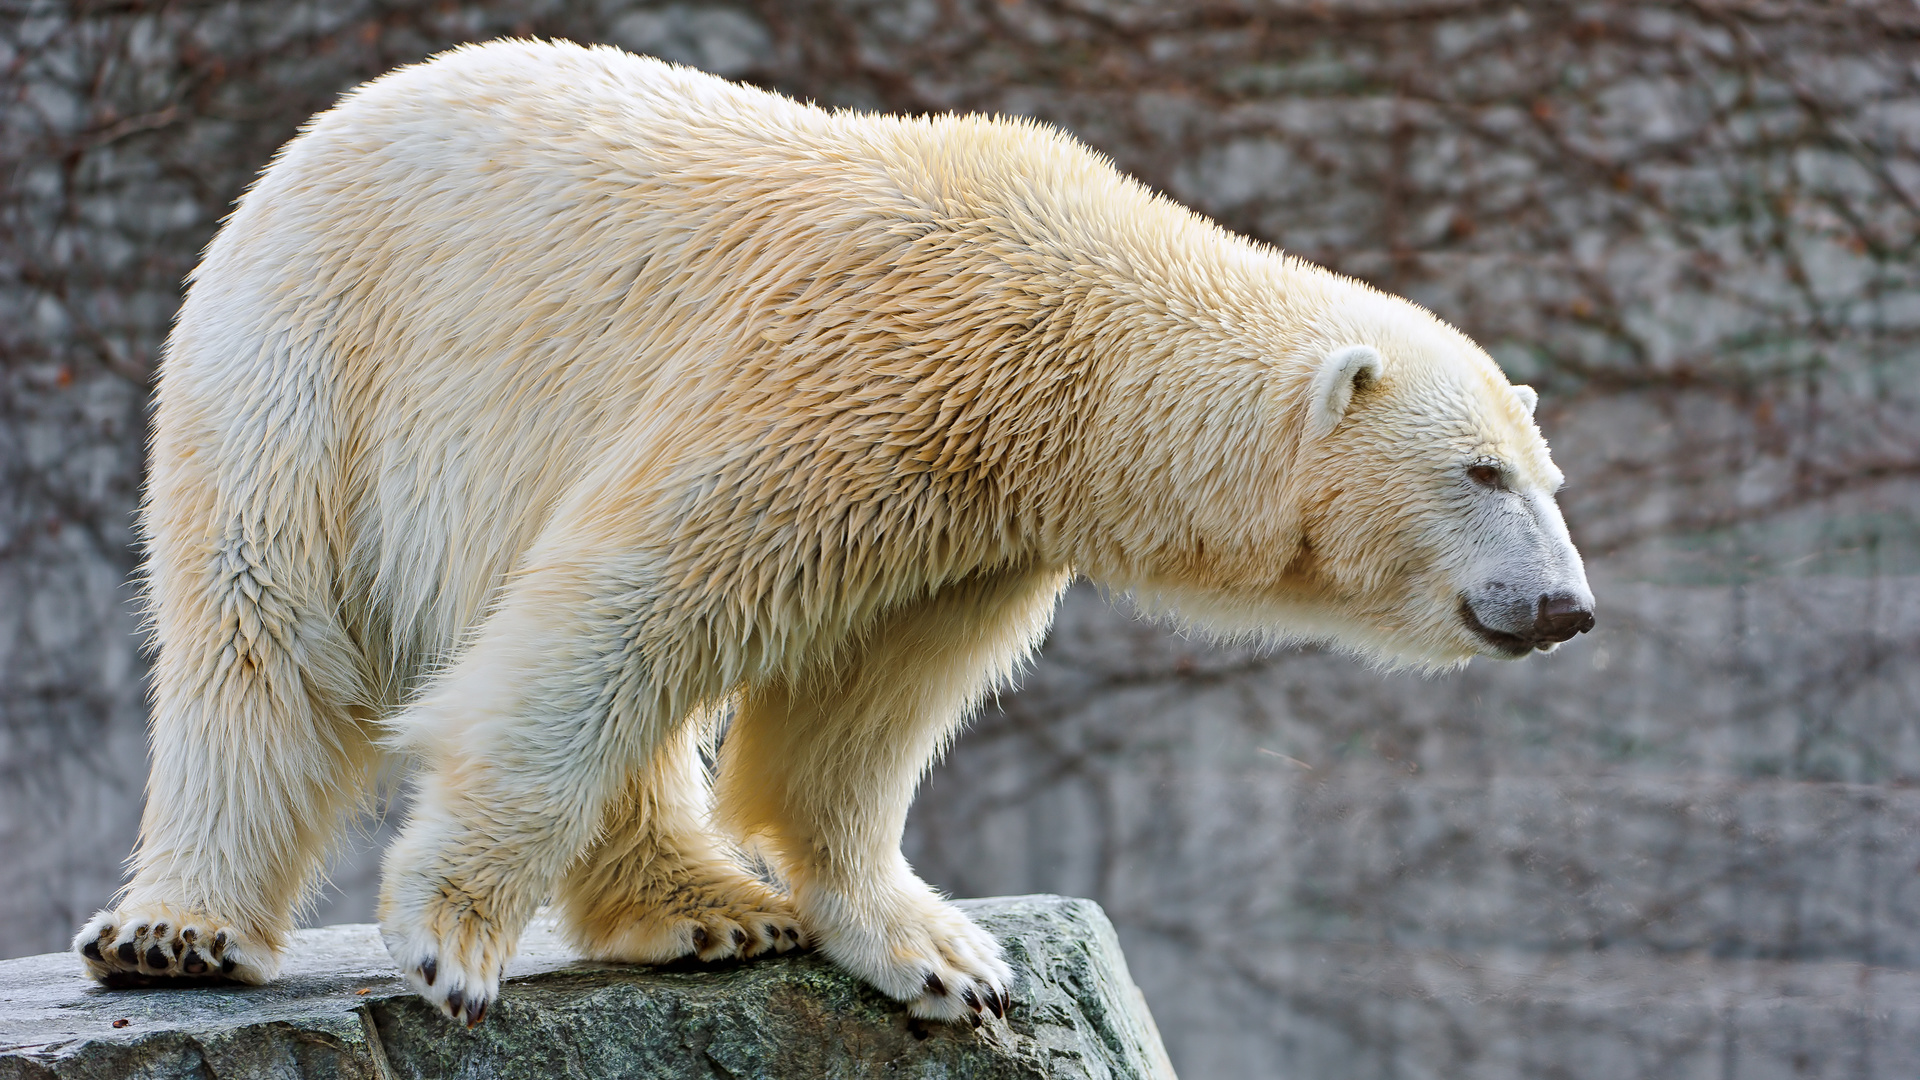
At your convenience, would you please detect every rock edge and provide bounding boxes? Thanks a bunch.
[0,895,1175,1080]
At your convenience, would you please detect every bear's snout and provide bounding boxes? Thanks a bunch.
[1460,590,1595,656]
[1534,594,1595,643]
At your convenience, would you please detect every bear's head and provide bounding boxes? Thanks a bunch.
[1114,275,1595,671]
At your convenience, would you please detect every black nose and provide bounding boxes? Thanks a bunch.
[1534,594,1595,644]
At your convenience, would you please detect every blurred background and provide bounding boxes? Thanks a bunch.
[4,2,1918,1077]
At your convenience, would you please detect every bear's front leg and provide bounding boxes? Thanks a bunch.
[377,566,672,1026]
[378,764,549,1027]
[716,567,1069,1023]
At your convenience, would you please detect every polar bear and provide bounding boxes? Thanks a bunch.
[73,40,1593,1026]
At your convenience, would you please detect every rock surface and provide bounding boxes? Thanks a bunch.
[0,895,1174,1080]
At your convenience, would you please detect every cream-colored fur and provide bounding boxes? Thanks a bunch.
[74,40,1590,1025]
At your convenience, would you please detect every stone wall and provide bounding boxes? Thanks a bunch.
[5,3,1917,1077]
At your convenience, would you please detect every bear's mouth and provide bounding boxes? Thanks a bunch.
[1458,598,1545,658]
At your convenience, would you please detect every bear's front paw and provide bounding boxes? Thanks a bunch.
[380,909,507,1028]
[73,904,276,987]
[808,889,1013,1024]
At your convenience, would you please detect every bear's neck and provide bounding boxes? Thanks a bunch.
[980,228,1317,600]
[685,140,1323,619]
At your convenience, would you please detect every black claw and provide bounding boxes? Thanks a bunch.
[82,940,104,962]
[961,986,980,1010]
[987,990,1004,1018]
[211,931,228,957]
[445,987,465,1019]
[1001,990,1014,1015]
[691,926,709,951]
[419,957,437,986]
[151,923,169,939]
[924,972,946,996]
[731,928,747,948]
[180,928,198,944]
[182,951,208,975]
[784,926,800,942]
[221,957,237,974]
[145,945,168,969]
[116,941,137,965]
[969,1012,983,1030]
[466,996,488,1027]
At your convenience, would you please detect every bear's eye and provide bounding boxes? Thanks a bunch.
[1467,464,1505,490]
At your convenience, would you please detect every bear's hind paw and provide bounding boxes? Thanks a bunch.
[73,905,275,987]
[671,905,808,964]
[567,870,807,965]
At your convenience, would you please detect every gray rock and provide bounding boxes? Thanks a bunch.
[0,895,1174,1080]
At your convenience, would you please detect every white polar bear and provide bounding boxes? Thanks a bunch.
[74,40,1592,1026]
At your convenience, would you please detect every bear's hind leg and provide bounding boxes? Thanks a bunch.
[75,533,380,988]
[555,717,806,964]
[715,567,1069,1023]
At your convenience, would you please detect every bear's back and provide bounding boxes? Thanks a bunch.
[153,40,1166,692]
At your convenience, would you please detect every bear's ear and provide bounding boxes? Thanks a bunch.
[1307,345,1386,439]
[1511,384,1539,416]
